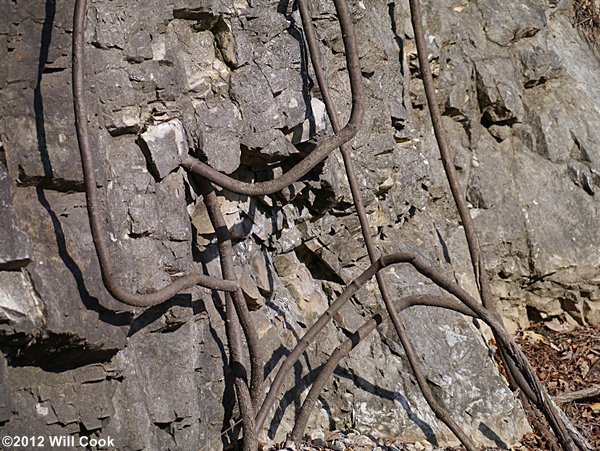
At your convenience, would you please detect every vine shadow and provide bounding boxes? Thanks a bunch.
[34,0,131,328]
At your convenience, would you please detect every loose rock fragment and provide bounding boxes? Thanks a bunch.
[140,119,187,180]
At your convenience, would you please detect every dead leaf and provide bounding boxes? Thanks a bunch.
[545,321,576,333]
[523,330,547,344]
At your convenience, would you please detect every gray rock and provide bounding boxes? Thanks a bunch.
[243,8,290,44]
[0,270,44,338]
[0,167,31,268]
[240,268,264,310]
[2,71,84,188]
[172,0,234,18]
[514,38,563,88]
[276,88,309,130]
[12,187,130,350]
[474,56,524,125]
[254,32,304,95]
[2,0,599,449]
[255,130,300,162]
[140,119,187,179]
[287,98,328,145]
[478,0,546,46]
[251,249,271,294]
[193,99,243,173]
[231,65,277,115]
[0,356,11,424]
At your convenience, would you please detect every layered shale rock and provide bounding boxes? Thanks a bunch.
[0,0,598,448]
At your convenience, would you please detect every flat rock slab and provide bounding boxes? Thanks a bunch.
[0,166,31,269]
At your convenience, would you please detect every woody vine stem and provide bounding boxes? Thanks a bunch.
[72,0,589,449]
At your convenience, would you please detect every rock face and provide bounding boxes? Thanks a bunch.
[0,0,598,449]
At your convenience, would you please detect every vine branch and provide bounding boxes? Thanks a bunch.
[71,0,590,449]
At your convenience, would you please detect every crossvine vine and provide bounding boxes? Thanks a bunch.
[72,0,590,449]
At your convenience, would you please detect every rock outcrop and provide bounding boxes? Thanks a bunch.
[1,0,598,448]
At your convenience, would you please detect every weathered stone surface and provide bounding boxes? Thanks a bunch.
[514,33,563,88]
[11,187,130,352]
[140,119,187,179]
[0,270,44,337]
[0,167,31,268]
[288,98,328,144]
[2,74,84,188]
[172,0,234,18]
[347,306,525,446]
[103,318,228,449]
[0,355,12,424]
[193,100,242,173]
[475,56,524,125]
[243,8,290,44]
[2,0,599,449]
[251,249,271,294]
[478,0,546,46]
[254,32,304,95]
[241,267,264,310]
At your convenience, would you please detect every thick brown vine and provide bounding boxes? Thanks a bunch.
[71,0,590,449]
